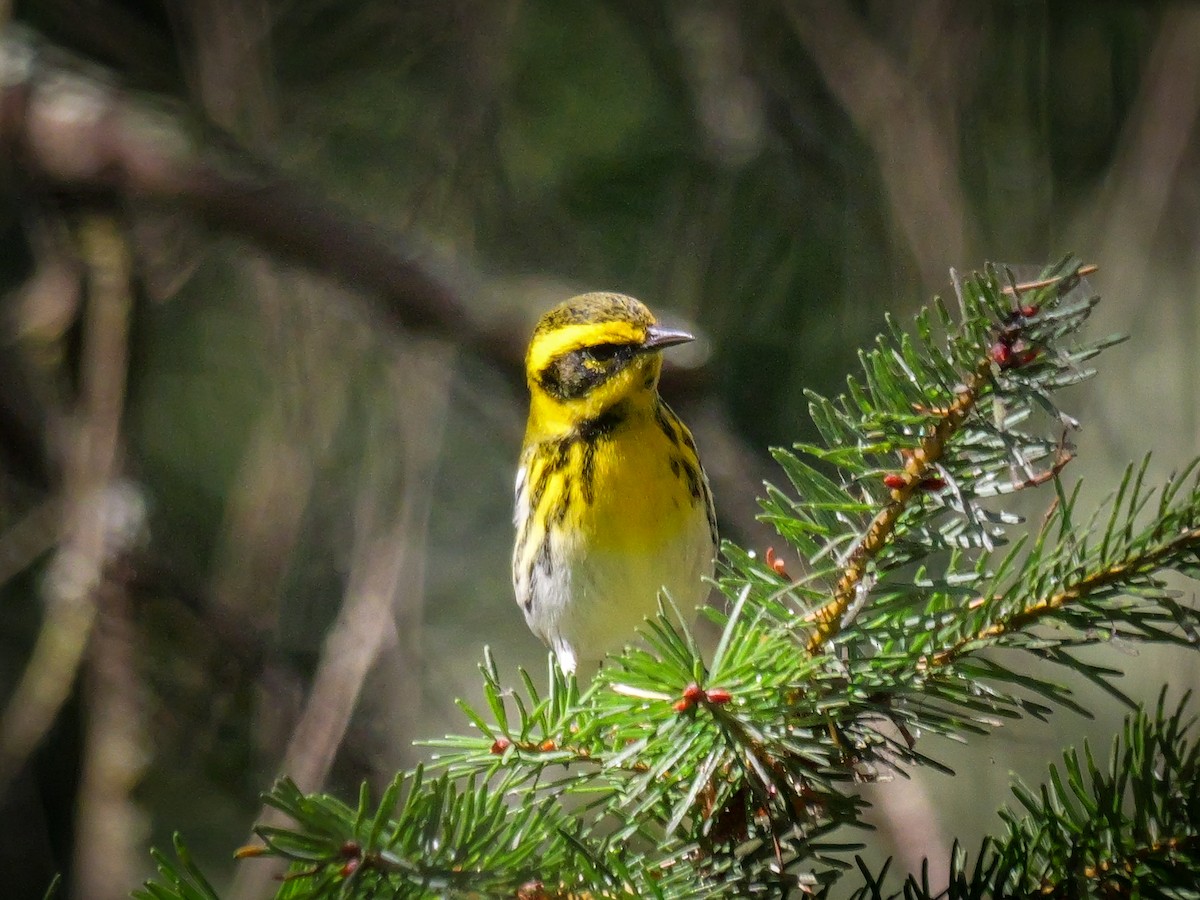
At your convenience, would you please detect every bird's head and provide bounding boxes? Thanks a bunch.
[523,293,693,440]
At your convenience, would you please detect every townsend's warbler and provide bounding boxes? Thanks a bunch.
[512,293,717,674]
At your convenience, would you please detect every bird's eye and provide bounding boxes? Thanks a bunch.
[583,343,627,363]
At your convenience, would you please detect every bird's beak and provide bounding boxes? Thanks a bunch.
[641,324,695,351]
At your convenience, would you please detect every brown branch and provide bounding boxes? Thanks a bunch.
[1,31,781,567]
[1012,440,1074,491]
[1001,264,1098,297]
[228,347,453,900]
[0,30,731,405]
[806,357,994,654]
[0,32,781,704]
[805,262,1098,653]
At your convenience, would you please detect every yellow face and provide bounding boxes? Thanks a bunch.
[523,293,693,441]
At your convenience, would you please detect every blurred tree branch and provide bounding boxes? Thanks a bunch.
[0,217,139,795]
[4,7,1197,896]
[0,29,524,367]
[0,27,783,861]
[74,581,147,900]
[229,345,453,900]
[1095,5,1200,255]
[1073,5,1200,461]
[781,0,971,285]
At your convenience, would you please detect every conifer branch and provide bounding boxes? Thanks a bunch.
[928,522,1200,669]
[806,262,1099,654]
[852,692,1200,898]
[137,260,1200,899]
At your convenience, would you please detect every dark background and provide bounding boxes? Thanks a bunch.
[1,2,1198,897]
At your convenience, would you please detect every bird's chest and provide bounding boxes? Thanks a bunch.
[568,422,702,551]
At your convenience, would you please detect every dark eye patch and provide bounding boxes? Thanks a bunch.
[539,343,637,400]
[581,342,631,364]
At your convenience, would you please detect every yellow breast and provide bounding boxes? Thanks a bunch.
[570,404,708,551]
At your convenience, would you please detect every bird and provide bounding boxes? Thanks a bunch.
[512,292,718,675]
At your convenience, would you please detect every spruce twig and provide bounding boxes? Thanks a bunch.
[805,262,1101,654]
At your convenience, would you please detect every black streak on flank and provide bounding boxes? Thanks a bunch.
[581,444,597,505]
[524,535,553,617]
[535,533,553,577]
[654,402,677,444]
[529,443,570,516]
[703,477,718,546]
[548,477,571,525]
[680,457,702,502]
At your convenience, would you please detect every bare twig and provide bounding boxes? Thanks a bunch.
[780,0,970,285]
[1094,6,1200,254]
[1012,438,1074,491]
[1001,264,1098,296]
[73,582,147,900]
[228,344,454,900]
[0,216,135,795]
